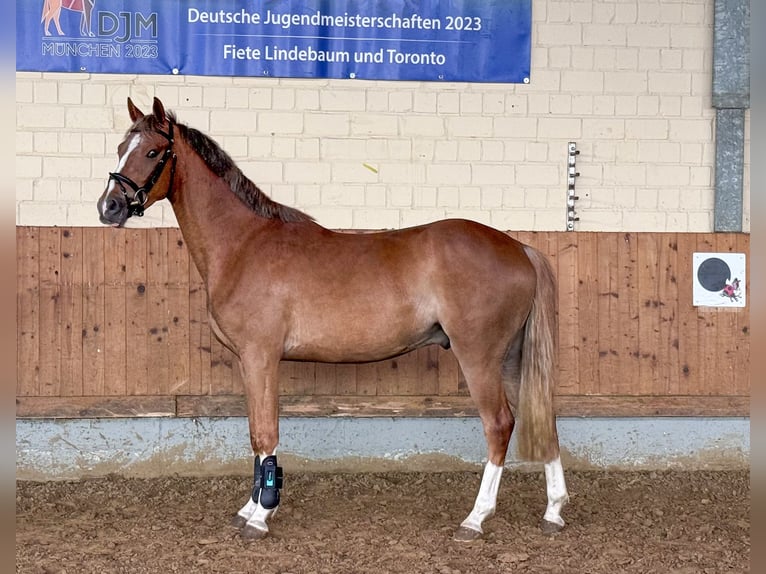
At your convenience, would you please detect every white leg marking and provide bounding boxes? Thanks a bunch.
[101,134,141,209]
[241,450,279,534]
[460,462,504,534]
[543,456,568,527]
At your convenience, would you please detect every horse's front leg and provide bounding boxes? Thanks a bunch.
[230,352,283,540]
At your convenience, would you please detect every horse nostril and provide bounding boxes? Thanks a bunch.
[106,198,120,215]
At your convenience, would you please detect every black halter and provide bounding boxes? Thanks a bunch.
[108,122,177,218]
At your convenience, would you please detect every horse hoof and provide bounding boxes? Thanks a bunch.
[240,524,269,541]
[230,514,247,529]
[453,526,482,542]
[541,519,565,535]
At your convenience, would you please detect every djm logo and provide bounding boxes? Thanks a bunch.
[41,0,96,37]
[41,0,157,43]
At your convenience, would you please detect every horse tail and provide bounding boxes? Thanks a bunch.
[516,245,560,463]
[41,0,49,21]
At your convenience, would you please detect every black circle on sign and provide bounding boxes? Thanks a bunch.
[697,257,731,292]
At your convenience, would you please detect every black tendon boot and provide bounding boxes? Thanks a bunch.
[251,455,283,510]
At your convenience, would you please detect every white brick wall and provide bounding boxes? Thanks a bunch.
[15,0,750,232]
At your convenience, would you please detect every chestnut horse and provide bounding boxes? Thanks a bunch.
[97,97,568,541]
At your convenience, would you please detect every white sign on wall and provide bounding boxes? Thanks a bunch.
[692,252,746,308]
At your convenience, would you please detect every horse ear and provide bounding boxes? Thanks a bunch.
[127,97,144,122]
[152,97,167,123]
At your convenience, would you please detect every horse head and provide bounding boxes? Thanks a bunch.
[97,97,177,227]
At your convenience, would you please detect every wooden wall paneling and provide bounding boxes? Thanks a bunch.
[616,233,640,395]
[124,228,150,396]
[391,350,421,395]
[312,363,358,396]
[675,233,700,395]
[13,228,752,419]
[695,234,717,395]
[353,360,380,397]
[166,229,191,396]
[555,233,579,394]
[595,233,621,396]
[38,228,61,397]
[711,234,740,396]
[637,234,661,395]
[372,360,394,397]
[16,227,39,397]
[313,363,338,395]
[103,230,128,396]
[58,228,84,397]
[657,234,680,396]
[576,232,600,394]
[81,228,106,397]
[416,346,440,396]
[146,229,170,395]
[336,364,360,396]
[18,393,750,419]
[735,234,751,396]
[279,361,316,396]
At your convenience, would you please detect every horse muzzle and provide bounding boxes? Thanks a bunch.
[98,193,129,227]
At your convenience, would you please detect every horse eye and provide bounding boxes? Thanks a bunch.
[147,150,158,158]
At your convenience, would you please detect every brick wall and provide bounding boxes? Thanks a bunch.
[15,0,750,232]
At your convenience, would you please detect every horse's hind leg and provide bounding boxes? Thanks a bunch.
[503,333,569,534]
[452,357,514,542]
[542,455,568,533]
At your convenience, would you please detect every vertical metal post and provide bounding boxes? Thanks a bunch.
[712,0,749,232]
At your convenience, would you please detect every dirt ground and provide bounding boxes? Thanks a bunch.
[16,469,749,574]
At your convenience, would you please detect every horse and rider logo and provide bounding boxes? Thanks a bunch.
[41,0,96,37]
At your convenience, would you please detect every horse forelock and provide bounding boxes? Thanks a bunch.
[131,111,312,223]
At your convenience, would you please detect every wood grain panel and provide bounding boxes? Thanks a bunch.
[734,234,751,395]
[577,232,600,395]
[596,233,621,395]
[555,233,579,394]
[125,228,150,396]
[675,233,699,395]
[637,234,661,395]
[38,228,61,397]
[15,394,750,419]
[616,233,640,395]
[103,229,127,396]
[15,227,751,419]
[695,234,717,396]
[81,228,105,396]
[166,229,191,396]
[659,234,681,396]
[58,228,83,397]
[16,227,39,397]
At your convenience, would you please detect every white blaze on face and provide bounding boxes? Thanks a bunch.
[101,133,142,210]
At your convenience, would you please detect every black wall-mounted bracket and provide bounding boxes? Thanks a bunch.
[566,142,580,232]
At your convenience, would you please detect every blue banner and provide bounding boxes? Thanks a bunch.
[18,1,531,83]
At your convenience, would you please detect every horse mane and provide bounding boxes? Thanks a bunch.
[136,112,314,223]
